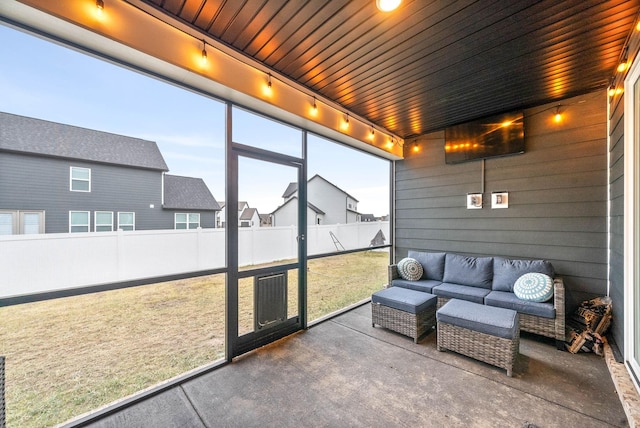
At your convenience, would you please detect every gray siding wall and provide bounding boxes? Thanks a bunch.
[395,92,607,313]
[607,30,640,354]
[608,44,640,354]
[609,87,625,353]
[0,153,214,232]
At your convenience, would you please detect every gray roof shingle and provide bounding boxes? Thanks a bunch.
[0,111,168,171]
[272,197,325,215]
[240,207,258,220]
[281,175,359,202]
[282,182,298,198]
[163,174,220,211]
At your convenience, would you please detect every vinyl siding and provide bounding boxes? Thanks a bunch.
[607,28,640,355]
[0,153,211,232]
[307,176,349,224]
[395,91,607,313]
[609,62,629,355]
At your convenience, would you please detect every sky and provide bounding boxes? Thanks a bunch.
[0,24,390,216]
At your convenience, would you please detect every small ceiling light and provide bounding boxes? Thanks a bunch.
[341,113,349,130]
[617,60,628,73]
[636,21,640,31]
[201,40,208,65]
[608,85,616,97]
[618,49,629,73]
[310,96,318,116]
[96,0,104,16]
[369,127,376,140]
[412,141,419,153]
[553,105,562,123]
[263,73,273,96]
[376,0,401,12]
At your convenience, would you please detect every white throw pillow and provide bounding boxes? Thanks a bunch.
[514,272,554,302]
[397,257,423,281]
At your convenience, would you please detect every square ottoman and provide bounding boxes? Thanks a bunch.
[436,299,519,376]
[372,287,437,343]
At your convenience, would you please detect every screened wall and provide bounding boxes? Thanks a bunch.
[0,24,391,427]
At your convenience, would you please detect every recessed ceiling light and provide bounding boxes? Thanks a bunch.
[376,0,401,12]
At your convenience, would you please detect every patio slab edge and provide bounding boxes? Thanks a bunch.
[605,341,640,427]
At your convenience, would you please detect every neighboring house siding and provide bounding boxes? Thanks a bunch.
[276,176,357,226]
[273,200,297,226]
[395,91,608,314]
[271,198,320,226]
[307,177,351,224]
[0,153,166,233]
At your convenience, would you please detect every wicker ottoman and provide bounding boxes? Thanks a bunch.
[372,287,437,343]
[436,299,519,376]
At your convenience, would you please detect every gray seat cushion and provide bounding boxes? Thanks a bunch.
[391,278,442,294]
[372,287,437,314]
[443,253,493,289]
[492,257,555,292]
[408,250,446,281]
[484,290,555,319]
[432,283,491,304]
[436,299,518,339]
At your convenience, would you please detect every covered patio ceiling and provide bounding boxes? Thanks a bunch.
[138,0,640,138]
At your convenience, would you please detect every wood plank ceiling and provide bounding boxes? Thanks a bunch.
[140,0,640,138]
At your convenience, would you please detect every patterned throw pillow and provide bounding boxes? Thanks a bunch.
[514,272,554,302]
[397,257,424,281]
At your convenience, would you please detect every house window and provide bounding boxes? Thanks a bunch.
[175,213,200,229]
[70,167,91,192]
[21,212,44,234]
[117,212,135,231]
[0,210,45,234]
[69,211,90,233]
[0,212,15,235]
[95,211,113,232]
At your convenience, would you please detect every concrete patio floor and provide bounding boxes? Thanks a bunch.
[82,303,627,427]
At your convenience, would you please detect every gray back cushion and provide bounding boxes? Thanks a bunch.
[408,250,446,281]
[442,253,493,289]
[492,257,555,292]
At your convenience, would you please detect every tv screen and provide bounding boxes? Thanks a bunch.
[444,111,525,164]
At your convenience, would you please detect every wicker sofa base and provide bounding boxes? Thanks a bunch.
[437,321,520,377]
[520,313,555,338]
[436,296,562,346]
[372,303,436,343]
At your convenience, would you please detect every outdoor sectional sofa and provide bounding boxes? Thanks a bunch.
[388,251,565,348]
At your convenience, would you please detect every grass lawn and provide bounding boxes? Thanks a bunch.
[0,250,388,427]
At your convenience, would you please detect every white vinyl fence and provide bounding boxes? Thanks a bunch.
[0,221,389,299]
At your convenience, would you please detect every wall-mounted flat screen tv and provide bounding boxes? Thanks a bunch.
[444,111,525,164]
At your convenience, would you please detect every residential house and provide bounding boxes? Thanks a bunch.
[0,112,219,234]
[272,175,358,226]
[259,213,272,227]
[239,207,260,228]
[163,174,220,229]
[216,201,262,228]
[360,214,376,222]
